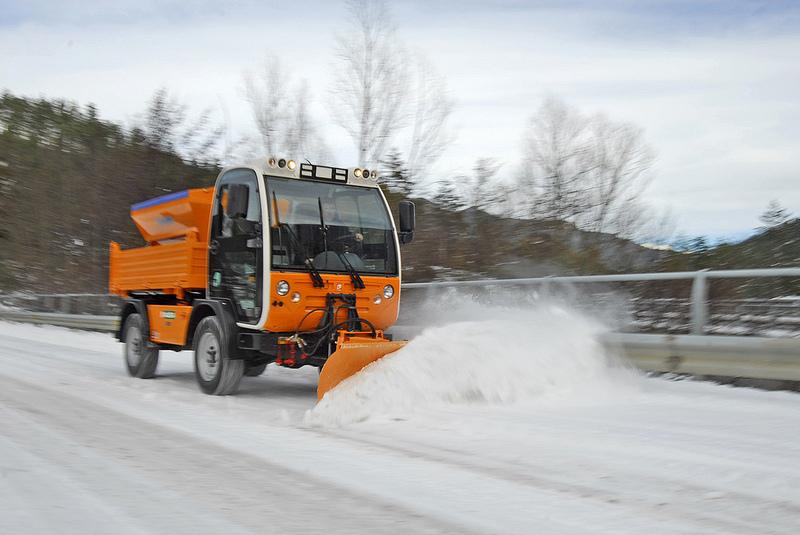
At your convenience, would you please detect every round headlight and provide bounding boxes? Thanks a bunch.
[287,159,297,170]
[276,280,290,296]
[291,291,301,303]
[278,158,287,168]
[373,295,382,305]
[353,168,363,178]
[383,284,395,299]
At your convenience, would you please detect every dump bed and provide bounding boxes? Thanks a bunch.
[109,188,213,297]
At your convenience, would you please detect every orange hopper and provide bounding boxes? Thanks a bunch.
[109,188,213,297]
[129,188,214,244]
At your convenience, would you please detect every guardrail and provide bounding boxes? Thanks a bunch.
[604,332,800,384]
[0,310,119,331]
[403,268,800,335]
[3,268,799,335]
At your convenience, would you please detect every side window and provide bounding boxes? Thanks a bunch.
[212,170,261,238]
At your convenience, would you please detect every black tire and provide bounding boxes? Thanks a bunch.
[193,316,244,395]
[244,363,267,377]
[122,313,159,379]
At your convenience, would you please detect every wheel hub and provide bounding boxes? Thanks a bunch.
[126,326,142,367]
[197,332,220,382]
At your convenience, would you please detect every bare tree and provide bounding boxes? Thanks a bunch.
[331,0,409,167]
[243,56,330,162]
[243,55,289,157]
[469,158,502,210]
[518,97,655,235]
[405,55,455,183]
[519,97,593,221]
[284,81,310,157]
[580,116,654,233]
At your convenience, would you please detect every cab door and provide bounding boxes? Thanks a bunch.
[208,168,263,324]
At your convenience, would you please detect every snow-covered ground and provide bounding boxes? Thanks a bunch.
[1,315,800,534]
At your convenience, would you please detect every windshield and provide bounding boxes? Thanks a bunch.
[266,176,397,275]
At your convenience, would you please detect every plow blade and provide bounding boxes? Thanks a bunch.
[317,337,407,400]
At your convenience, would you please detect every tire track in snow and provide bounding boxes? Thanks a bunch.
[308,425,799,534]
[0,374,478,535]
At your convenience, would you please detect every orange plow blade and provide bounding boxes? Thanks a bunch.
[317,336,407,400]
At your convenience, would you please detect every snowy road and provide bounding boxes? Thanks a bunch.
[1,319,800,534]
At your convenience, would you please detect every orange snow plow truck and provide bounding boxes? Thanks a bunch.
[109,157,415,399]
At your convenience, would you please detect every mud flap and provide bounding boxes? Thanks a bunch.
[317,337,407,400]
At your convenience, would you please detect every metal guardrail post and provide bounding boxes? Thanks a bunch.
[690,270,709,335]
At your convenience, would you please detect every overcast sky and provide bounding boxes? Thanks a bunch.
[2,0,799,239]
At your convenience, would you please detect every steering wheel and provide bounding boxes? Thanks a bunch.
[332,232,364,254]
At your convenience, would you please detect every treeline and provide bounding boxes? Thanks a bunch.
[0,90,669,295]
[1,90,796,298]
[0,91,219,292]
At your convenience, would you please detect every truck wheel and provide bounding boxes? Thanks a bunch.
[123,313,159,379]
[245,363,267,377]
[194,316,244,395]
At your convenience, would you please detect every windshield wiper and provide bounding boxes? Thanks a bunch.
[272,192,324,288]
[337,250,365,289]
[317,197,365,289]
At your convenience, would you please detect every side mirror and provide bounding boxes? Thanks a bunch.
[226,184,249,219]
[398,200,415,244]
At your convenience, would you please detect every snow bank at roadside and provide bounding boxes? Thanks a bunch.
[306,303,641,426]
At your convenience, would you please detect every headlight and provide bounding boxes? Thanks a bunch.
[276,280,290,296]
[373,295,382,304]
[383,284,395,299]
[291,291,301,303]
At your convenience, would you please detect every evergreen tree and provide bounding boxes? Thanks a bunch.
[759,200,790,228]
[380,148,413,196]
[433,177,462,210]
